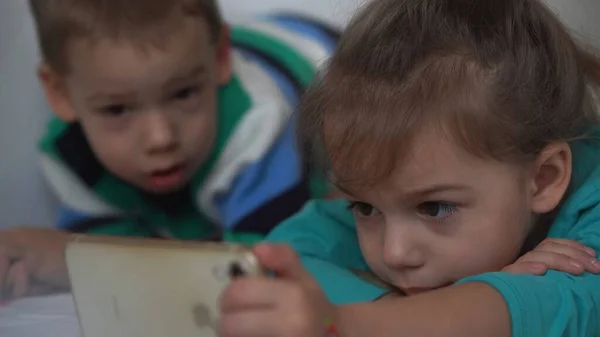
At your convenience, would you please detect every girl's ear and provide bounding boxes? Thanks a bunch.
[38,63,77,121]
[529,142,572,214]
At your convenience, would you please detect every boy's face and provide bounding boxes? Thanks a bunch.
[338,129,568,296]
[41,18,230,193]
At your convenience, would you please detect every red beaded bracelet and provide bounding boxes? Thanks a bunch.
[324,317,339,337]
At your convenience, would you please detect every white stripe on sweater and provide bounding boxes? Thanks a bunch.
[39,153,122,216]
[196,52,293,221]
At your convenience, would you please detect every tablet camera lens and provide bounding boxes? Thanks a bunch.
[229,261,246,279]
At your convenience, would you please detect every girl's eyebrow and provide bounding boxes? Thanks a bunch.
[333,182,472,199]
[332,183,356,198]
[404,184,472,197]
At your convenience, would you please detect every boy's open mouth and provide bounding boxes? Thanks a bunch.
[152,164,184,176]
[148,163,186,191]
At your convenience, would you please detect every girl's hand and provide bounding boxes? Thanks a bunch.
[503,238,600,275]
[219,244,337,337]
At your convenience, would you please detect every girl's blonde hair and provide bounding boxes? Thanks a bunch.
[300,0,600,188]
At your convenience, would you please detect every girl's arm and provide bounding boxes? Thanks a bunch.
[339,282,510,337]
[266,194,600,336]
[339,267,600,337]
[266,199,389,303]
[338,218,600,337]
[222,207,599,337]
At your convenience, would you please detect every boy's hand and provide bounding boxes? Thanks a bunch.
[0,227,71,303]
[219,244,336,337]
[503,238,600,275]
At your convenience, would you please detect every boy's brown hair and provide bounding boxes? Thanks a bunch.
[29,0,223,75]
[300,0,600,188]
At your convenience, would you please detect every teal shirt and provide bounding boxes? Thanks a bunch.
[267,126,600,336]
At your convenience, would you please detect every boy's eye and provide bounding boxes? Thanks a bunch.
[172,85,200,101]
[416,202,457,219]
[348,202,381,217]
[100,104,128,116]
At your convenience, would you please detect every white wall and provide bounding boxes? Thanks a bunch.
[545,0,600,43]
[219,0,363,25]
[0,0,599,229]
[0,1,56,228]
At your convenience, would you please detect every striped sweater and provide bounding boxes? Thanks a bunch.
[38,13,339,244]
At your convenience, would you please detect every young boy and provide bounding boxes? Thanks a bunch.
[0,0,337,302]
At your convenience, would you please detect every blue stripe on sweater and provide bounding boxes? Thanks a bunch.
[215,50,303,228]
[214,15,337,229]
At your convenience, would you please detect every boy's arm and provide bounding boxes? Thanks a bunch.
[266,200,389,303]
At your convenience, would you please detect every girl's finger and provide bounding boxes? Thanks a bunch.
[539,239,596,257]
[219,278,296,313]
[503,261,547,275]
[253,244,310,281]
[518,251,585,275]
[218,310,281,337]
[534,243,600,273]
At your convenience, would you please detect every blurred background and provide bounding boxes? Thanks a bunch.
[0,0,599,229]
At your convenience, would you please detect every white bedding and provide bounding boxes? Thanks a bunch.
[0,294,80,337]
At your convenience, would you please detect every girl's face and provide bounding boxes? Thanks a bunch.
[339,131,536,295]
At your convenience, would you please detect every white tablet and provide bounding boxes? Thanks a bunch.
[66,235,263,337]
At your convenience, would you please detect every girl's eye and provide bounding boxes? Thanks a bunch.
[417,202,457,219]
[100,104,128,117]
[172,85,200,101]
[348,202,381,217]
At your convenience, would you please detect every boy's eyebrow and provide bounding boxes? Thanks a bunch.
[164,65,208,89]
[87,91,137,104]
[86,65,209,104]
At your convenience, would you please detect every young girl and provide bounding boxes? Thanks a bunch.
[218,0,600,336]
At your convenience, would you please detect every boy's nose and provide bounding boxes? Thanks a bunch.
[143,113,178,154]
